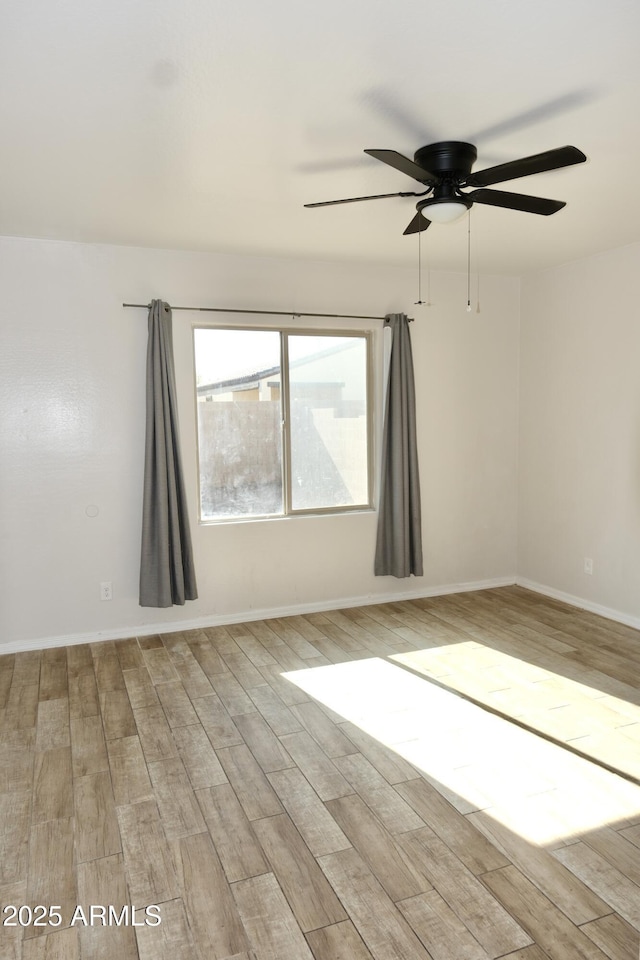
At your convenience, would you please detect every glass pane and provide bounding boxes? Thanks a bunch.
[194,328,283,519]
[288,335,369,511]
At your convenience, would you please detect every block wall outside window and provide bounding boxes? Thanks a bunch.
[193,326,372,522]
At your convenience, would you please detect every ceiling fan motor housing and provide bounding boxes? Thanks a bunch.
[413,141,478,181]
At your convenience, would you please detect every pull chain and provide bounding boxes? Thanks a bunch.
[414,225,431,307]
[415,225,424,305]
[466,208,472,312]
[465,207,481,314]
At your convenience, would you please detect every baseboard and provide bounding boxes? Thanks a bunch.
[2,575,517,655]
[516,576,640,631]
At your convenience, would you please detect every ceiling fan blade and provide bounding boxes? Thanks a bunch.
[403,212,431,235]
[465,145,586,188]
[361,88,441,144]
[365,149,436,183]
[467,188,566,215]
[304,189,426,208]
[465,91,594,144]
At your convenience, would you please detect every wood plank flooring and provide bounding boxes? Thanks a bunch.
[1,586,640,959]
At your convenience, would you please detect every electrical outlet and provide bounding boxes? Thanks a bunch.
[584,558,593,575]
[100,581,113,601]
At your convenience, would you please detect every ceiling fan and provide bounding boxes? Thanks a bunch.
[304,141,587,234]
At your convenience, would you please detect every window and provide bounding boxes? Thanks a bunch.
[194,326,372,521]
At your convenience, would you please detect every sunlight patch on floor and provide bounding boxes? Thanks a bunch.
[392,640,612,704]
[282,657,640,846]
[390,644,640,782]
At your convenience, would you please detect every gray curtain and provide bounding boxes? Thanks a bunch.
[140,300,198,606]
[374,313,423,578]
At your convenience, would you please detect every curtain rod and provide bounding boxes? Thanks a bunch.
[122,303,413,322]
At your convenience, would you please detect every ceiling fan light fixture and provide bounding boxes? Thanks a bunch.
[418,198,471,224]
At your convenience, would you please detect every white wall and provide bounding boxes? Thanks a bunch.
[518,241,640,622]
[0,236,520,650]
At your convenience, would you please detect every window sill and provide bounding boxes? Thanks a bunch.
[199,507,376,527]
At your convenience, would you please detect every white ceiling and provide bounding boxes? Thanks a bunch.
[2,0,639,274]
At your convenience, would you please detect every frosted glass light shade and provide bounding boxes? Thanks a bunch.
[422,202,469,224]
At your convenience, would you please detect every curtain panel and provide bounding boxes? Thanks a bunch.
[374,313,423,578]
[140,300,198,606]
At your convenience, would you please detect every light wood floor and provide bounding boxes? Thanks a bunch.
[2,586,640,959]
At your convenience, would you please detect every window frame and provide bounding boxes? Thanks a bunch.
[193,323,375,523]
